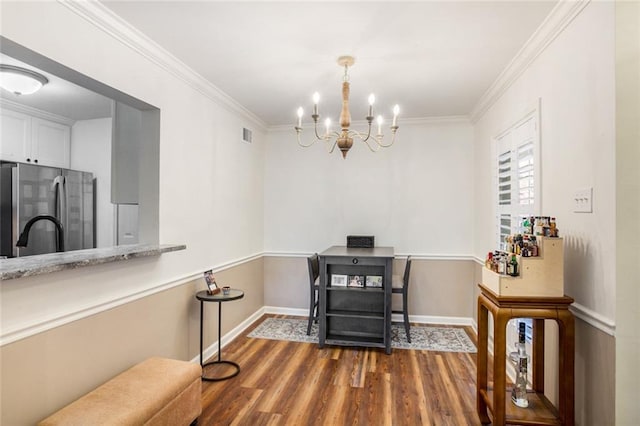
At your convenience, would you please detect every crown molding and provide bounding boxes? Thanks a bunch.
[400,115,471,126]
[469,0,591,123]
[0,98,76,126]
[58,0,267,131]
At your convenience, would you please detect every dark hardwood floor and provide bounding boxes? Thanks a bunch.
[200,315,483,426]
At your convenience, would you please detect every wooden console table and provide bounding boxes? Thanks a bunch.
[476,284,575,426]
[318,246,393,354]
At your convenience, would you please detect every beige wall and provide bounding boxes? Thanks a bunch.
[265,256,476,321]
[264,256,309,309]
[402,258,475,318]
[0,258,264,426]
[472,261,482,323]
[574,319,615,426]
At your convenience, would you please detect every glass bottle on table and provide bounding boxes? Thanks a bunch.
[510,322,529,408]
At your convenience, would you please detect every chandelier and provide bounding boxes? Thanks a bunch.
[295,56,399,159]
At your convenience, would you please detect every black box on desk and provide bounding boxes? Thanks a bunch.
[346,235,375,248]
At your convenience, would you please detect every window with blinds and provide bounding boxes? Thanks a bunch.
[494,110,539,249]
[495,106,540,380]
[497,145,513,249]
[498,150,512,206]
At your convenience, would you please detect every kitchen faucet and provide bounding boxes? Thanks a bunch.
[16,215,65,253]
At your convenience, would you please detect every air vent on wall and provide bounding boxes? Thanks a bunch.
[242,127,252,143]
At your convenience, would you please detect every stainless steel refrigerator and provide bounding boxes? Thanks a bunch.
[0,162,95,258]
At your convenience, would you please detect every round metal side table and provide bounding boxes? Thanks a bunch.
[195,289,244,381]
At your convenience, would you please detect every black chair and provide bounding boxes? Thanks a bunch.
[392,256,412,342]
[306,253,320,335]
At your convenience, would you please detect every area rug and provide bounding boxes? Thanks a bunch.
[248,318,476,353]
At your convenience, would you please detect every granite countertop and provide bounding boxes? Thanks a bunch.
[0,244,186,280]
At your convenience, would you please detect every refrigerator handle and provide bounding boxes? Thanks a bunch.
[61,176,68,239]
[51,175,63,220]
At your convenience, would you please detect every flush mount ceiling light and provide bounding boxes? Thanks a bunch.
[0,64,49,95]
[295,56,399,159]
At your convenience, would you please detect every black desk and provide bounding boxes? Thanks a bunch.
[196,289,244,381]
[318,246,394,354]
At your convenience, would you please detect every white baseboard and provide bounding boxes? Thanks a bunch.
[264,307,475,327]
[403,314,475,327]
[263,306,309,317]
[190,306,265,364]
[192,306,477,364]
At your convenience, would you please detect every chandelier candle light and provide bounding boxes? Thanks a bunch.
[295,56,399,159]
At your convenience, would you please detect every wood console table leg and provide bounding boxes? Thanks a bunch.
[492,309,511,426]
[476,285,575,426]
[477,297,490,424]
[558,310,575,426]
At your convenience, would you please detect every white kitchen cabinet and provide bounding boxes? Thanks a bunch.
[31,117,70,168]
[0,108,70,168]
[0,109,31,162]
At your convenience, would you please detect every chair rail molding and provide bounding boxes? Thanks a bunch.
[0,271,198,347]
[263,251,475,261]
[0,251,264,346]
[570,302,616,336]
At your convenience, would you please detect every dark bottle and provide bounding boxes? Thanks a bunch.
[508,255,519,277]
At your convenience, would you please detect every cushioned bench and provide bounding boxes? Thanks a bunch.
[38,357,202,426]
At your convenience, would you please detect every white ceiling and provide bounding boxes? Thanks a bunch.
[101,1,557,127]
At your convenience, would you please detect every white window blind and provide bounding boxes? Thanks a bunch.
[494,110,539,249]
[498,149,512,206]
[518,142,534,207]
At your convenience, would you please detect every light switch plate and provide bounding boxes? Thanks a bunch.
[573,187,593,213]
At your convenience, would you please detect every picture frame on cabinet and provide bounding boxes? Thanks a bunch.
[348,275,365,288]
[331,274,348,287]
[366,275,383,288]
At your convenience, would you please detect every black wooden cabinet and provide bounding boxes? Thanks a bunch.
[318,246,394,354]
